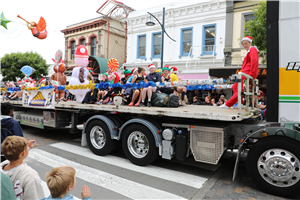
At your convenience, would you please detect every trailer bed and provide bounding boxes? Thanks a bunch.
[5,100,260,122]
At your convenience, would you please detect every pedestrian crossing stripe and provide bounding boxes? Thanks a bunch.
[50,142,207,189]
[28,149,187,200]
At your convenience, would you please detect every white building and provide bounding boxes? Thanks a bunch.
[124,0,226,79]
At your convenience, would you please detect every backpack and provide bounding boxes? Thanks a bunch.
[167,94,179,107]
[151,92,168,107]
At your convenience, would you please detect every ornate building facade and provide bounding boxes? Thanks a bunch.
[61,16,126,75]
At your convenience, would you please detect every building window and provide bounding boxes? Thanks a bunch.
[244,14,255,31]
[202,24,216,56]
[241,12,255,44]
[151,32,161,59]
[71,41,75,60]
[80,39,86,46]
[179,27,193,58]
[91,37,97,56]
[137,34,146,60]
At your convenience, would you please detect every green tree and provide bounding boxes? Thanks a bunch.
[243,1,267,62]
[1,51,49,82]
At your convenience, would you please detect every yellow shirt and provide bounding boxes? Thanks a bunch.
[170,73,178,82]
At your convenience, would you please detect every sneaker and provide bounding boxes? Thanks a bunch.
[181,100,186,106]
[18,98,22,101]
[219,104,230,109]
[106,101,112,105]
[147,102,151,107]
[138,102,145,107]
[96,101,102,105]
[128,102,134,106]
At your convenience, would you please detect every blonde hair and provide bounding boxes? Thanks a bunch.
[2,136,28,161]
[87,74,93,81]
[46,166,76,198]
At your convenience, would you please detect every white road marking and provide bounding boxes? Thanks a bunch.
[50,142,207,189]
[29,149,186,200]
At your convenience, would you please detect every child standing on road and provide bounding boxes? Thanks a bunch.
[1,136,45,200]
[41,166,91,200]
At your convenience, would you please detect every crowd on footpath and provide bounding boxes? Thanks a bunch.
[1,102,91,200]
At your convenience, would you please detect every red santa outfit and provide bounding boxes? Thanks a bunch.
[224,36,259,107]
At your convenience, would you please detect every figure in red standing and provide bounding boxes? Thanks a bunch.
[220,36,259,108]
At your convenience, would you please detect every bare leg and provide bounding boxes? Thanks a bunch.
[142,88,148,102]
[131,90,140,104]
[147,86,157,101]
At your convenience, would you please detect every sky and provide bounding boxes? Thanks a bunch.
[0,0,199,65]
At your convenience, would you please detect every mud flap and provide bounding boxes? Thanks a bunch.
[232,149,241,181]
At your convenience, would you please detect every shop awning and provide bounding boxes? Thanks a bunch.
[209,66,267,77]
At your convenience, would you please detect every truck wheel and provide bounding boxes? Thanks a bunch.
[122,124,158,166]
[246,136,300,196]
[86,120,117,156]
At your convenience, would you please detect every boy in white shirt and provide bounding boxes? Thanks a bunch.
[1,136,45,200]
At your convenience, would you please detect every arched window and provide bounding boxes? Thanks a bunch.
[91,37,97,56]
[80,39,86,46]
[71,41,76,60]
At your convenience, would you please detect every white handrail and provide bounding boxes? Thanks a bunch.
[237,72,259,114]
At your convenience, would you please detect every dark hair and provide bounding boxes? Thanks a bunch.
[137,67,145,73]
[1,102,14,115]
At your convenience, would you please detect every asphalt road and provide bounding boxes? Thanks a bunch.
[21,125,299,200]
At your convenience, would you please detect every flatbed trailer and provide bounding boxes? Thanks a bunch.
[1,0,300,197]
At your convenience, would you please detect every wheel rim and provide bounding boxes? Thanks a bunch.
[90,126,106,149]
[127,131,149,159]
[258,148,300,187]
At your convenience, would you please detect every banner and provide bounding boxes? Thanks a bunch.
[22,89,55,109]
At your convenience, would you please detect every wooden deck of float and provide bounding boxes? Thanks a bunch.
[5,100,260,122]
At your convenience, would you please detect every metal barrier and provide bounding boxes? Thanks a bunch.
[237,72,259,114]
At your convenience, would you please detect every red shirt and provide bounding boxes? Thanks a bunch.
[241,46,259,79]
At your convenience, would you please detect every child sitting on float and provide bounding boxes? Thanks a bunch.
[128,67,147,107]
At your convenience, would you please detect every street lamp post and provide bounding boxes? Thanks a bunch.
[146,7,176,68]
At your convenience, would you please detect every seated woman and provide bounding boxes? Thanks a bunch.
[128,67,146,107]
[140,64,161,107]
[202,96,213,106]
[215,97,226,106]
[97,73,109,104]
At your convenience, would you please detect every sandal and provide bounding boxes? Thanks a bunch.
[128,102,134,106]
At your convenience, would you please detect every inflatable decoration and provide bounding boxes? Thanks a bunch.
[108,58,119,72]
[17,15,47,39]
[0,12,11,29]
[51,50,66,101]
[69,45,89,103]
[21,65,35,78]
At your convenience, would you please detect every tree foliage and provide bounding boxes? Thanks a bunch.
[1,51,49,82]
[244,1,267,53]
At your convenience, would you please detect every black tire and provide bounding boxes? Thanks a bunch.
[246,136,300,197]
[86,120,117,156]
[122,124,158,166]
